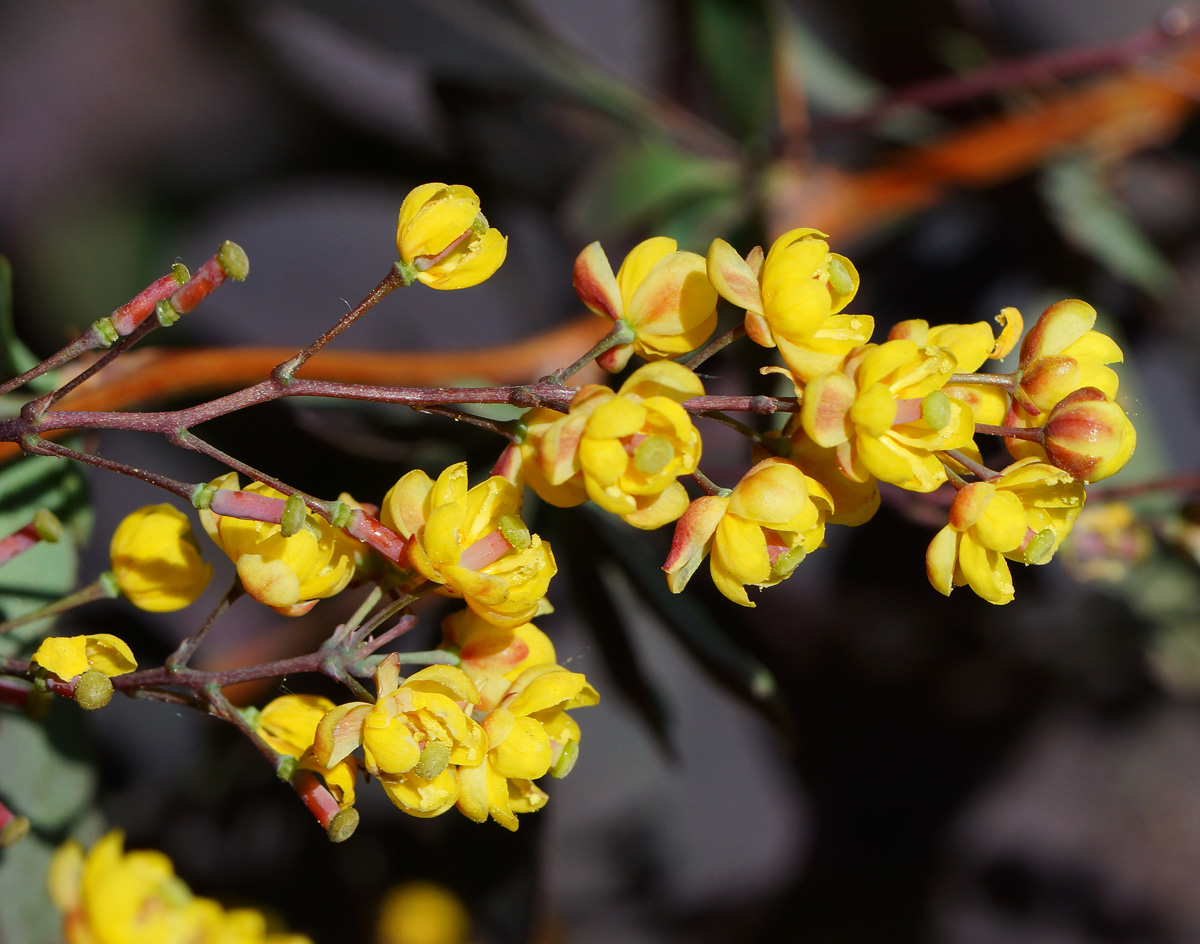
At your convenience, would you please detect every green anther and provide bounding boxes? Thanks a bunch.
[634,435,674,475]
[551,740,579,779]
[191,482,216,510]
[217,240,249,281]
[74,670,113,711]
[1024,528,1057,565]
[828,257,855,296]
[155,298,180,327]
[771,545,807,577]
[98,570,121,599]
[471,212,489,235]
[91,317,119,347]
[276,755,298,783]
[329,500,352,529]
[327,808,360,843]
[921,390,952,431]
[171,262,191,285]
[32,508,62,543]
[279,494,307,538]
[499,514,531,549]
[395,258,419,286]
[413,742,451,781]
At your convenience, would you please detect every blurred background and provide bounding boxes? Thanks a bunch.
[3,0,1200,942]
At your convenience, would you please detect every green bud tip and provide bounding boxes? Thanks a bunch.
[921,390,953,431]
[551,740,579,779]
[413,742,452,781]
[633,435,674,475]
[74,670,113,710]
[498,514,531,550]
[171,262,191,285]
[327,808,360,843]
[155,298,180,327]
[98,570,121,599]
[771,545,807,577]
[217,241,249,281]
[32,508,63,543]
[827,257,855,296]
[0,816,30,848]
[1024,528,1057,565]
[91,317,119,348]
[279,494,308,538]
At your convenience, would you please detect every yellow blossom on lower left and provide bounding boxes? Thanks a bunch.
[48,830,311,944]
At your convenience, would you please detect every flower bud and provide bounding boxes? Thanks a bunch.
[1042,387,1136,482]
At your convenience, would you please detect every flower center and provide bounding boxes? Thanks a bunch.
[633,435,674,474]
[458,529,515,571]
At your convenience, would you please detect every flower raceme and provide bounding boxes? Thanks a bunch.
[396,183,507,290]
[381,463,555,628]
[926,457,1086,604]
[200,473,359,616]
[665,458,833,606]
[510,361,705,530]
[48,831,311,944]
[574,237,717,372]
[708,229,873,382]
[109,504,212,612]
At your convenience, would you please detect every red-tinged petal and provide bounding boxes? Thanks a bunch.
[745,310,776,347]
[1020,298,1096,365]
[664,496,728,591]
[616,237,677,309]
[573,242,623,322]
[707,238,763,313]
[949,482,994,531]
[801,371,856,447]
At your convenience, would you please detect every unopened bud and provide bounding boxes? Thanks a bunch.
[74,670,113,710]
[1043,387,1136,483]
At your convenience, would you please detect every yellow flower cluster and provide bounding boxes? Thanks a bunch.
[48,831,311,944]
[256,610,596,832]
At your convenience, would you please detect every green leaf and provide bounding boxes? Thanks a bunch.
[690,0,774,142]
[0,702,96,832]
[0,834,59,944]
[0,257,43,385]
[1041,156,1178,299]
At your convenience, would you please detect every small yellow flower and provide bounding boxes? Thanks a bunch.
[457,664,598,831]
[377,881,472,944]
[707,231,873,382]
[382,463,555,628]
[396,183,507,290]
[110,504,212,612]
[573,237,718,371]
[800,339,976,492]
[200,473,358,616]
[771,420,880,526]
[257,693,358,809]
[664,458,833,606]
[926,457,1086,604]
[442,608,557,711]
[32,633,137,682]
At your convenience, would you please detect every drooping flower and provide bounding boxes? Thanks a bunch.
[257,693,358,809]
[800,339,976,492]
[770,419,880,526]
[109,504,212,612]
[381,464,555,628]
[707,231,873,382]
[573,237,718,372]
[457,664,598,831]
[200,473,358,616]
[32,634,137,682]
[396,183,506,290]
[48,831,311,944]
[664,458,833,606]
[926,457,1086,604]
[442,608,558,710]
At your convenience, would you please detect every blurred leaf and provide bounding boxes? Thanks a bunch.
[769,3,882,118]
[0,702,96,832]
[0,833,59,944]
[1041,155,1178,299]
[581,505,792,737]
[0,257,41,383]
[553,508,674,757]
[690,0,773,142]
[568,138,743,247]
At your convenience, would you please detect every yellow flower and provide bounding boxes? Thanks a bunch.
[442,608,557,711]
[377,881,471,944]
[382,464,555,628]
[664,458,833,606]
[770,420,880,526]
[110,504,212,612]
[926,457,1086,604]
[313,658,486,819]
[800,339,976,492]
[457,664,598,831]
[32,633,136,682]
[707,231,873,382]
[508,406,590,509]
[257,693,358,809]
[396,183,506,290]
[573,237,718,372]
[200,473,357,616]
[48,831,311,944]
